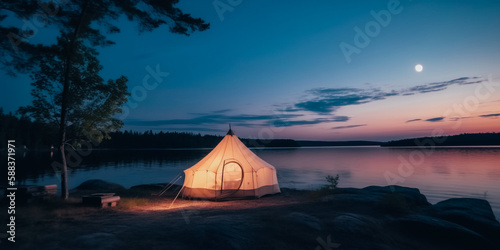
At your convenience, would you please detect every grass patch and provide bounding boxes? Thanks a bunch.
[117,197,152,209]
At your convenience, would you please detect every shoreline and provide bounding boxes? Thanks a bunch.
[5,144,500,152]
[5,181,500,249]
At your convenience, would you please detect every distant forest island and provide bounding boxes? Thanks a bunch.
[1,110,499,149]
[381,132,500,147]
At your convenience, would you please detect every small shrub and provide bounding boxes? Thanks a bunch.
[324,174,340,190]
[311,174,341,198]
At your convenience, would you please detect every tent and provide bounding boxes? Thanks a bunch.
[181,129,280,199]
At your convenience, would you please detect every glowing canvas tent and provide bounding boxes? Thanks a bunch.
[181,129,280,199]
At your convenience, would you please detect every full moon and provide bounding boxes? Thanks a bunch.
[415,64,423,72]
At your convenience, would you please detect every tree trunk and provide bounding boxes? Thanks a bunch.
[58,2,89,200]
[59,133,69,200]
[59,44,71,200]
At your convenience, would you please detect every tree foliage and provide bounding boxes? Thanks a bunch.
[1,0,210,75]
[0,108,57,148]
[381,133,500,147]
[1,0,209,199]
[19,35,129,146]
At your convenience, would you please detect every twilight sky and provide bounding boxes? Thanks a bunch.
[2,0,500,141]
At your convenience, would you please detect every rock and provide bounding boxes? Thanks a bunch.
[331,213,380,236]
[320,187,499,248]
[187,215,251,250]
[76,232,121,249]
[391,214,491,249]
[321,187,387,203]
[75,179,125,191]
[285,212,321,231]
[321,193,381,203]
[363,185,430,206]
[434,198,496,220]
[433,198,500,242]
[321,186,430,215]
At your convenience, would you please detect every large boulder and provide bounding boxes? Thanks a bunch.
[75,179,125,191]
[76,232,122,249]
[184,215,252,250]
[284,212,321,231]
[391,214,491,249]
[321,192,383,204]
[331,213,381,236]
[328,213,395,250]
[434,198,496,220]
[321,186,430,215]
[363,185,430,206]
[432,198,500,242]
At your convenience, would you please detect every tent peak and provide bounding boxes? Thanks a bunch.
[226,123,234,135]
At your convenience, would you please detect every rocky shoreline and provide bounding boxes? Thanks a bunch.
[9,180,500,249]
[317,185,500,249]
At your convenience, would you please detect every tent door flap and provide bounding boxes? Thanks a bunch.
[219,160,243,198]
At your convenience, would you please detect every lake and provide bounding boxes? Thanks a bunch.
[13,146,500,218]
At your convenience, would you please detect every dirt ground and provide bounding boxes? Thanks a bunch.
[4,186,500,250]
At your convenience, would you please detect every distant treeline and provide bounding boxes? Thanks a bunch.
[297,140,382,147]
[0,110,298,149]
[99,130,223,149]
[5,109,498,149]
[0,108,58,149]
[381,133,500,147]
[242,138,299,148]
[99,130,299,148]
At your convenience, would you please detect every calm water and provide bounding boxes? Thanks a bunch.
[12,146,500,218]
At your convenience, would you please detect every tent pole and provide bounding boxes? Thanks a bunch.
[169,185,185,209]
[219,160,226,200]
[157,174,182,196]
